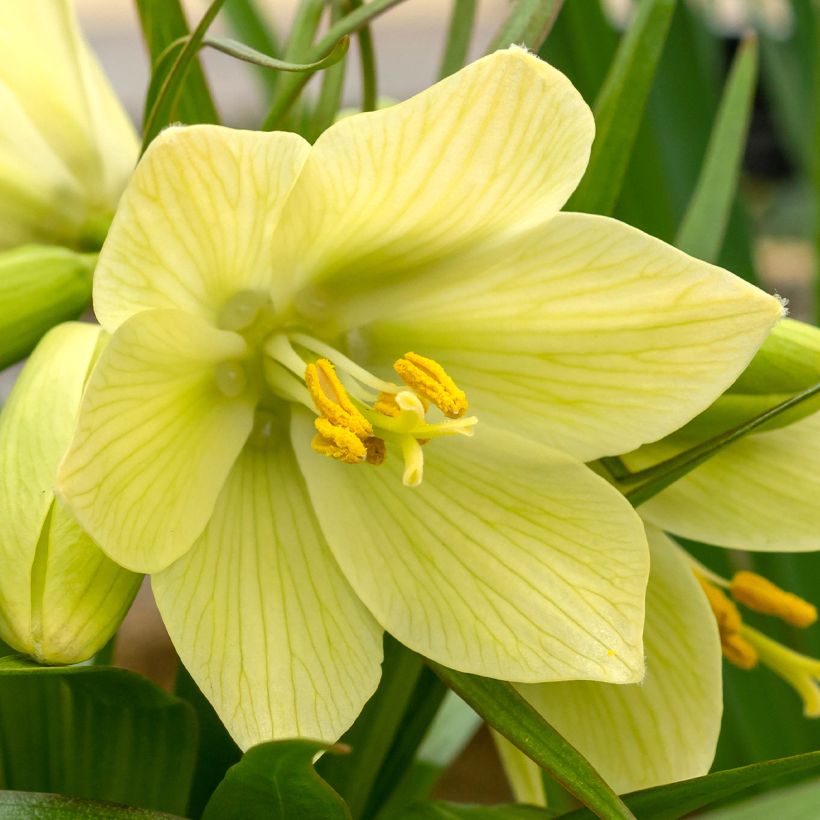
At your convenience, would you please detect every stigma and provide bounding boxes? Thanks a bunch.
[264,335,476,487]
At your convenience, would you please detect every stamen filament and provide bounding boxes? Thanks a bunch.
[265,334,309,379]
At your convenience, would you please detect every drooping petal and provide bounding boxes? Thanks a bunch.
[93,126,311,332]
[354,213,783,462]
[292,413,648,684]
[629,412,820,552]
[510,527,722,796]
[57,309,254,573]
[153,442,383,750]
[0,0,138,243]
[0,323,140,662]
[275,47,593,305]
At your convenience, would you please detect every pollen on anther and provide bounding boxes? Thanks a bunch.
[305,359,372,440]
[311,417,367,464]
[394,352,468,419]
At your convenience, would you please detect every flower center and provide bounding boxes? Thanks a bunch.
[264,333,477,486]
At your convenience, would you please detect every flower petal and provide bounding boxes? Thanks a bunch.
[0,323,140,662]
[93,125,310,332]
[356,213,783,461]
[292,414,648,684]
[276,48,593,303]
[630,412,820,552]
[57,309,254,573]
[153,442,383,750]
[0,0,137,229]
[511,526,721,796]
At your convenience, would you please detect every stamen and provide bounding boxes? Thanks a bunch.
[394,352,468,419]
[743,626,820,717]
[214,361,247,398]
[730,571,817,628]
[311,418,367,464]
[720,632,759,670]
[374,389,427,419]
[365,437,386,465]
[305,359,373,440]
[698,578,742,635]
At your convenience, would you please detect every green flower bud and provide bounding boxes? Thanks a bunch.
[0,323,140,664]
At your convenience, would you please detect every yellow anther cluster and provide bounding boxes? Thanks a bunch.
[394,352,468,419]
[312,417,367,464]
[306,359,373,463]
[305,359,373,440]
[698,578,758,669]
[730,571,818,628]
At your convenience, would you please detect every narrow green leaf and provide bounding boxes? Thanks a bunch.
[261,0,408,130]
[488,0,564,52]
[676,36,759,261]
[306,1,349,141]
[428,665,634,820]
[567,0,676,215]
[393,803,555,819]
[0,792,184,819]
[620,382,820,505]
[0,245,93,370]
[350,0,378,112]
[701,777,820,818]
[0,658,196,815]
[142,0,226,151]
[223,0,282,95]
[174,665,241,819]
[439,0,477,79]
[133,0,218,125]
[202,35,349,72]
[560,751,820,820]
[201,740,351,820]
[318,637,425,819]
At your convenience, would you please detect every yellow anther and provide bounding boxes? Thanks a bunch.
[394,352,468,419]
[730,571,818,628]
[699,578,742,635]
[374,390,428,419]
[374,391,402,418]
[721,632,759,670]
[311,417,367,464]
[305,359,372,440]
[365,437,386,465]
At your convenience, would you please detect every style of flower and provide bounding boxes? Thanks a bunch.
[57,47,782,749]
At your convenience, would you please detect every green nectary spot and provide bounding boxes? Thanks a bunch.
[247,408,285,450]
[218,290,269,332]
[215,361,247,398]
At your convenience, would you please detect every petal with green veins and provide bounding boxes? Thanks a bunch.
[153,442,383,751]
[292,414,648,684]
[356,212,783,462]
[629,412,820,552]
[276,47,594,304]
[57,309,254,574]
[0,323,140,663]
[505,526,721,797]
[93,126,310,332]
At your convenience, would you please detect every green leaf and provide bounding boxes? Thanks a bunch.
[201,740,351,820]
[201,35,349,73]
[618,382,820,505]
[223,0,282,95]
[701,777,820,818]
[675,36,759,261]
[0,245,93,370]
[0,658,196,815]
[559,751,820,820]
[392,802,555,819]
[174,665,241,819]
[488,0,564,52]
[142,0,226,150]
[439,0,478,79]
[0,791,184,819]
[567,0,676,215]
[317,636,427,819]
[134,0,218,126]
[428,665,634,820]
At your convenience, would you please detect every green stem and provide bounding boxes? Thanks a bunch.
[488,0,564,52]
[350,0,378,111]
[439,0,477,79]
[261,0,408,130]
